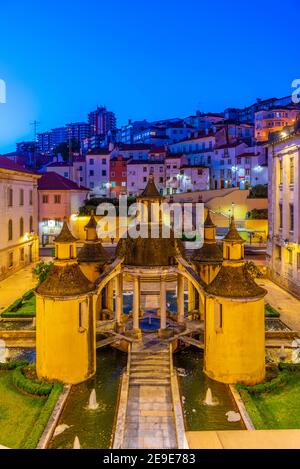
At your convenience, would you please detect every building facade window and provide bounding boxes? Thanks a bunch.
[20,217,24,237]
[29,190,33,206]
[290,204,294,231]
[19,189,24,206]
[288,249,293,265]
[89,170,94,176]
[8,188,13,207]
[290,157,294,184]
[42,195,49,204]
[214,303,223,331]
[279,204,283,229]
[29,216,33,233]
[54,195,61,204]
[20,248,24,262]
[89,158,94,165]
[8,252,13,269]
[8,219,13,241]
[297,253,300,270]
[279,159,283,184]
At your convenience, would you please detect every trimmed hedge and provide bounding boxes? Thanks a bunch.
[7,298,23,312]
[0,360,29,370]
[1,310,35,318]
[265,303,280,318]
[22,290,35,301]
[278,362,300,372]
[23,383,63,449]
[236,371,290,395]
[13,366,53,396]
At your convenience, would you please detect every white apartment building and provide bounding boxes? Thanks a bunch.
[127,160,165,196]
[165,154,186,194]
[178,165,210,192]
[267,132,300,297]
[0,157,40,280]
[86,149,110,196]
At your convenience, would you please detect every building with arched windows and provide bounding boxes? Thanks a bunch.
[0,157,40,280]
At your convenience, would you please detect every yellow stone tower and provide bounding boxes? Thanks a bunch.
[204,216,266,385]
[194,210,223,285]
[36,220,96,384]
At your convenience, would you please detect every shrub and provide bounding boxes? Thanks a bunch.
[1,310,35,318]
[249,184,268,199]
[248,208,268,219]
[32,260,54,285]
[245,261,264,279]
[0,360,29,370]
[236,371,289,395]
[265,303,280,318]
[12,366,53,396]
[23,383,63,449]
[7,298,23,312]
[278,362,300,372]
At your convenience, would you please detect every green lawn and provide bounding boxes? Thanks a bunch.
[241,374,300,429]
[0,371,46,448]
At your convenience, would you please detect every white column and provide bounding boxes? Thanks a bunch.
[115,274,123,324]
[177,274,185,323]
[133,276,140,331]
[188,281,195,312]
[106,280,114,311]
[160,277,167,330]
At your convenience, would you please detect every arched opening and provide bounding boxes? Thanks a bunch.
[8,219,13,241]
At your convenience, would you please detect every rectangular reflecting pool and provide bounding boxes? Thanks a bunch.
[49,347,127,449]
[174,348,245,431]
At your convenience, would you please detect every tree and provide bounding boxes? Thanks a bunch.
[32,260,54,285]
[54,140,81,162]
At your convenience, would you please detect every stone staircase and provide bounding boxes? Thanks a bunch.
[122,347,178,449]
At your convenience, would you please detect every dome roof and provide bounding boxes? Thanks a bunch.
[77,241,111,264]
[194,242,223,264]
[205,264,266,299]
[115,225,185,267]
[36,263,95,297]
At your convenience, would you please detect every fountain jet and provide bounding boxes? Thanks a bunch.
[73,436,81,449]
[203,387,218,406]
[88,389,99,410]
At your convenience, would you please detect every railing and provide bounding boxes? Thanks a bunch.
[169,342,174,376]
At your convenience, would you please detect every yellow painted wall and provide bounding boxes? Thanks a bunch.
[204,297,265,384]
[79,263,100,283]
[70,216,130,242]
[36,293,96,384]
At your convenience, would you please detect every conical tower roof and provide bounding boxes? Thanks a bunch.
[223,216,244,243]
[139,174,162,199]
[84,213,98,230]
[204,210,215,228]
[54,220,78,243]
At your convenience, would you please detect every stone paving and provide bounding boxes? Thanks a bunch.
[0,264,38,313]
[259,278,300,333]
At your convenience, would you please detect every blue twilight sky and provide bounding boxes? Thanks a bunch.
[0,0,299,152]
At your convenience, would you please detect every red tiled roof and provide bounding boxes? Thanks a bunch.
[0,156,37,175]
[87,148,110,155]
[38,172,89,191]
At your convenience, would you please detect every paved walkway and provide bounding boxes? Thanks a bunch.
[186,429,300,449]
[0,264,38,312]
[258,278,300,333]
